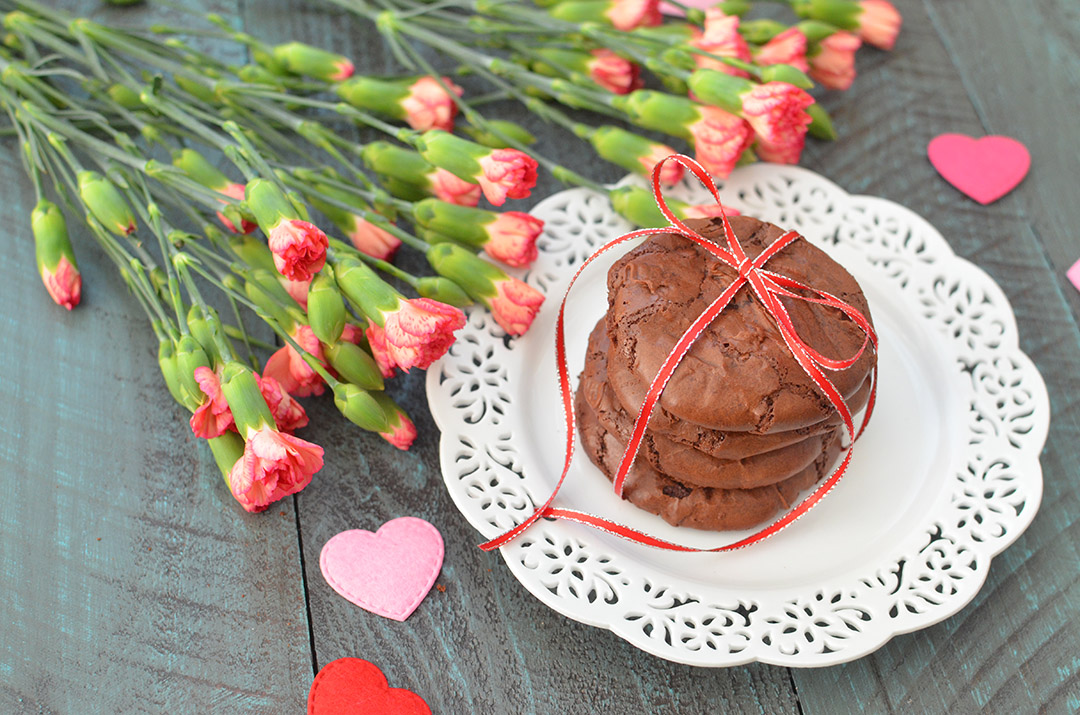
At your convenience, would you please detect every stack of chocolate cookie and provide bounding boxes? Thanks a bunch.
[575,215,876,532]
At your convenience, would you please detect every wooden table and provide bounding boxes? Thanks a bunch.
[2,1,1077,712]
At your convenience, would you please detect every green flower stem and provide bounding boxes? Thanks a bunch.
[182,258,342,389]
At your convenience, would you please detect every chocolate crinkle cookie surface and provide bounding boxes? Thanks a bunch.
[576,215,876,532]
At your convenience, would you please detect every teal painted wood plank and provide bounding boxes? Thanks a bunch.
[792,0,1080,712]
[0,2,313,712]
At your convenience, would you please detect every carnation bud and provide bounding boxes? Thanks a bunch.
[272,41,355,82]
[462,119,537,149]
[219,360,277,434]
[77,170,136,236]
[415,276,473,307]
[31,199,81,310]
[307,267,347,344]
[333,383,390,432]
[759,63,814,89]
[207,431,246,482]
[172,148,230,191]
[425,243,505,302]
[806,102,838,140]
[324,340,385,391]
[331,255,404,325]
[157,336,188,407]
[187,304,225,364]
[175,334,213,410]
[412,130,487,184]
[107,83,143,109]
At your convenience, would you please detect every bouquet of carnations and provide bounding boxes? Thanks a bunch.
[0,0,899,513]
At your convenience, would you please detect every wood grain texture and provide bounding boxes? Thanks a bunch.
[0,2,312,713]
[793,0,1080,712]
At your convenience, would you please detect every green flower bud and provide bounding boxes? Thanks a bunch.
[610,186,698,228]
[333,383,390,432]
[412,198,494,247]
[307,268,347,344]
[415,276,473,307]
[335,76,412,118]
[633,23,700,42]
[175,334,212,409]
[796,20,840,44]
[361,142,436,187]
[425,243,505,302]
[187,304,222,364]
[174,74,218,105]
[412,130,486,183]
[157,337,187,407]
[107,83,143,109]
[272,41,355,82]
[207,431,245,483]
[462,119,537,149]
[530,48,592,78]
[244,270,297,328]
[324,341,384,391]
[686,70,755,114]
[589,126,673,177]
[789,0,862,30]
[245,178,298,231]
[611,91,699,139]
[760,63,814,89]
[549,1,616,26]
[806,102,837,140]
[32,199,76,274]
[219,360,276,434]
[237,63,287,86]
[331,255,403,325]
[77,171,136,236]
[173,148,230,191]
[379,177,430,204]
[227,233,277,272]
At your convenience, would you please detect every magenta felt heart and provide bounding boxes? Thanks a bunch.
[308,658,431,715]
[320,517,443,621]
[927,134,1030,205]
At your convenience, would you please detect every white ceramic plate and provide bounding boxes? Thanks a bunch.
[425,165,1049,667]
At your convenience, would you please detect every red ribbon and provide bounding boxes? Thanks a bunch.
[480,155,878,553]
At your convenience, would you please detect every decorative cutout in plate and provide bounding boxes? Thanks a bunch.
[426,165,1048,667]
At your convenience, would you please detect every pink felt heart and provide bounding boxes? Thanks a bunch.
[320,517,443,621]
[927,134,1030,205]
[308,658,431,715]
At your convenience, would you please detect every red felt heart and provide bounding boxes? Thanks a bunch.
[927,134,1030,205]
[308,658,431,715]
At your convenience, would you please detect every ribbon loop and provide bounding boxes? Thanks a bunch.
[479,157,878,554]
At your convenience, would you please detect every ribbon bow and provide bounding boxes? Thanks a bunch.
[480,156,878,553]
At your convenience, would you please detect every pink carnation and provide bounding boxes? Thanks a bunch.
[606,0,661,31]
[809,31,862,90]
[687,106,753,179]
[190,366,235,439]
[228,427,324,512]
[381,412,418,451]
[739,82,814,164]
[690,10,752,77]
[268,219,328,282]
[347,216,401,260]
[263,324,326,397]
[380,298,466,371]
[587,50,642,95]
[257,373,309,433]
[428,168,482,207]
[215,183,257,235]
[476,149,538,206]
[364,323,397,378]
[857,0,901,50]
[639,144,685,185]
[487,278,544,336]
[41,255,81,311]
[753,28,809,72]
[400,76,464,132]
[483,212,543,268]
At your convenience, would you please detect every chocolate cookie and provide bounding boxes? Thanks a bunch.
[576,385,842,532]
[580,319,839,489]
[605,216,875,433]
